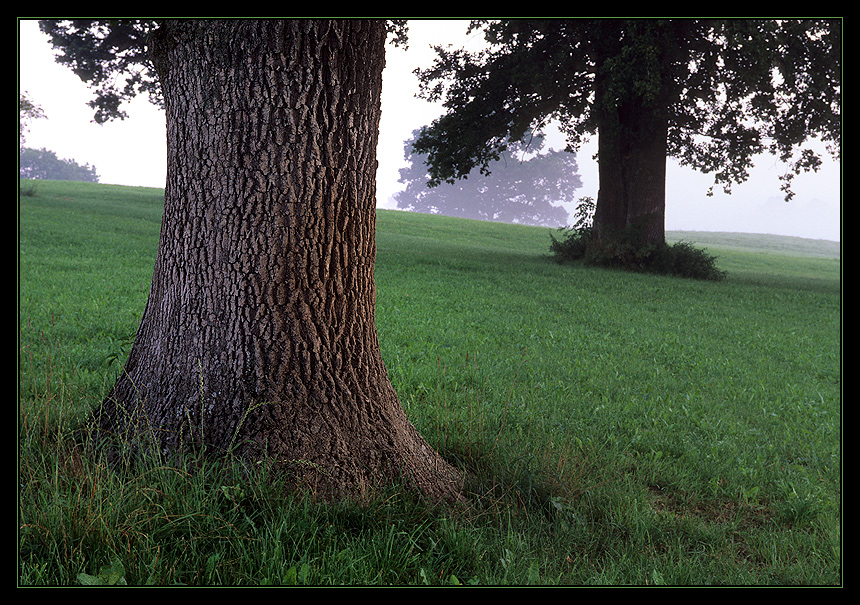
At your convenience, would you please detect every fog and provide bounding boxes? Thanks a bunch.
[19,19,841,242]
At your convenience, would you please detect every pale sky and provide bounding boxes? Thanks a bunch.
[18,19,841,242]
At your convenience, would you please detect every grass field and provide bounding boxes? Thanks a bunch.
[18,179,841,586]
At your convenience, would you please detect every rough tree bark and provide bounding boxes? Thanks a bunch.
[592,97,668,248]
[85,19,463,503]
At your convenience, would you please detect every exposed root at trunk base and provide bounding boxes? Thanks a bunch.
[237,420,467,507]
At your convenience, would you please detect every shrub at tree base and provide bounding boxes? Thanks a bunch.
[549,226,727,281]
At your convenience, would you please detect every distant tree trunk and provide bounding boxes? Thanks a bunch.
[86,19,463,503]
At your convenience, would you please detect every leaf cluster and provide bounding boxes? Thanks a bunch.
[38,19,162,123]
[35,19,412,125]
[414,19,841,200]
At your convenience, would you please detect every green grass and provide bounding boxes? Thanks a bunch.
[19,180,841,586]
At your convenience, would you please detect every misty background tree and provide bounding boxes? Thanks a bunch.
[20,147,100,182]
[38,18,464,503]
[395,129,580,227]
[413,19,841,267]
[19,92,99,185]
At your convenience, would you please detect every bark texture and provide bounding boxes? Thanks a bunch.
[591,23,671,249]
[593,98,668,247]
[87,19,463,503]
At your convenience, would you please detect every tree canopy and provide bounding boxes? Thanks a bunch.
[415,19,841,197]
[38,19,162,123]
[36,19,408,124]
[413,19,841,248]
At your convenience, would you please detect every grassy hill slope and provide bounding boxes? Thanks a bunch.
[19,180,841,586]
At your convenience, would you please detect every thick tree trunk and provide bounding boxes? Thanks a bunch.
[86,19,463,503]
[591,22,670,252]
[593,99,668,248]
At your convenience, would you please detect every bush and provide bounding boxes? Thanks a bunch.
[19,178,39,197]
[549,197,726,281]
[548,196,594,261]
[549,225,591,261]
[648,240,728,281]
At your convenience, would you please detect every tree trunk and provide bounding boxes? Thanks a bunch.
[86,19,463,503]
[593,99,668,248]
[591,22,670,251]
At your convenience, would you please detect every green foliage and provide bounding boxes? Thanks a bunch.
[548,226,590,261]
[548,195,594,261]
[38,19,162,123]
[646,240,728,281]
[19,182,841,586]
[414,19,841,202]
[36,19,407,125]
[261,563,310,586]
